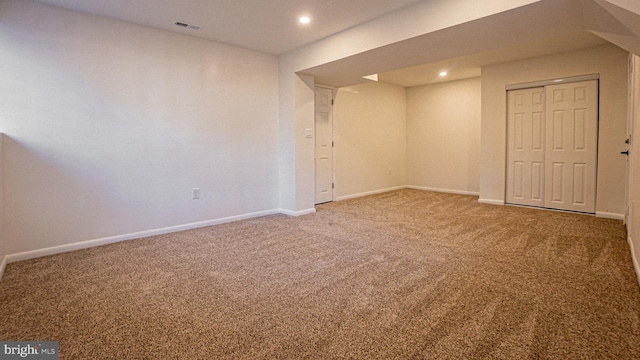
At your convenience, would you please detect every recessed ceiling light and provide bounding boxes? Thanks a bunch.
[439,71,448,77]
[299,16,310,24]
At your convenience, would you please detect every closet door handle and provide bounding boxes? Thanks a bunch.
[621,151,629,155]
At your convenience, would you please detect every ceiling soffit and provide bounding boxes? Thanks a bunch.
[304,0,590,88]
[584,0,640,55]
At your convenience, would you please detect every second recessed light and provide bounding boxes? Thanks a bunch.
[299,16,310,24]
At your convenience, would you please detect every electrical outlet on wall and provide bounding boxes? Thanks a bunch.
[192,188,200,200]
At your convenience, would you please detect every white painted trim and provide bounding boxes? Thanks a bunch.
[407,186,479,197]
[0,256,7,281]
[478,198,505,206]
[595,211,625,220]
[279,208,317,217]
[629,235,640,289]
[507,203,597,216]
[6,209,281,264]
[335,186,406,201]
[506,74,600,90]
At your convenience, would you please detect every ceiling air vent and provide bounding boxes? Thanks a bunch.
[175,22,201,31]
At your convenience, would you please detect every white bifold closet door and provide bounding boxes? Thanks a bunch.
[506,80,598,213]
[506,87,546,208]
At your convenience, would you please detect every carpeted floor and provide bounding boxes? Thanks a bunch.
[1,189,640,359]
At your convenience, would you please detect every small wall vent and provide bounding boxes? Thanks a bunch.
[175,22,201,31]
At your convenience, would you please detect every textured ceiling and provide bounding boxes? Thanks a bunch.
[377,32,608,88]
[31,0,640,88]
[33,0,421,55]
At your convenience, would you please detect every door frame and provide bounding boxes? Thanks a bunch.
[505,74,600,92]
[626,55,636,226]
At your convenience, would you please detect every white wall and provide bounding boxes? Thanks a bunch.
[293,73,316,214]
[334,82,407,199]
[0,0,280,256]
[407,78,481,195]
[480,44,629,216]
[334,78,480,200]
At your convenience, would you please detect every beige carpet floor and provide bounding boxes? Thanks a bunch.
[1,189,640,359]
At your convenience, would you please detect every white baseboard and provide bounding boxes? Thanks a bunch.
[336,186,480,202]
[335,186,406,202]
[407,186,479,197]
[595,211,625,220]
[6,209,282,264]
[629,234,640,289]
[0,255,7,281]
[478,198,505,206]
[279,208,316,217]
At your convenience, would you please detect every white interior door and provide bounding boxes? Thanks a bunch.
[544,80,598,213]
[506,87,546,207]
[315,87,334,204]
[506,79,599,213]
